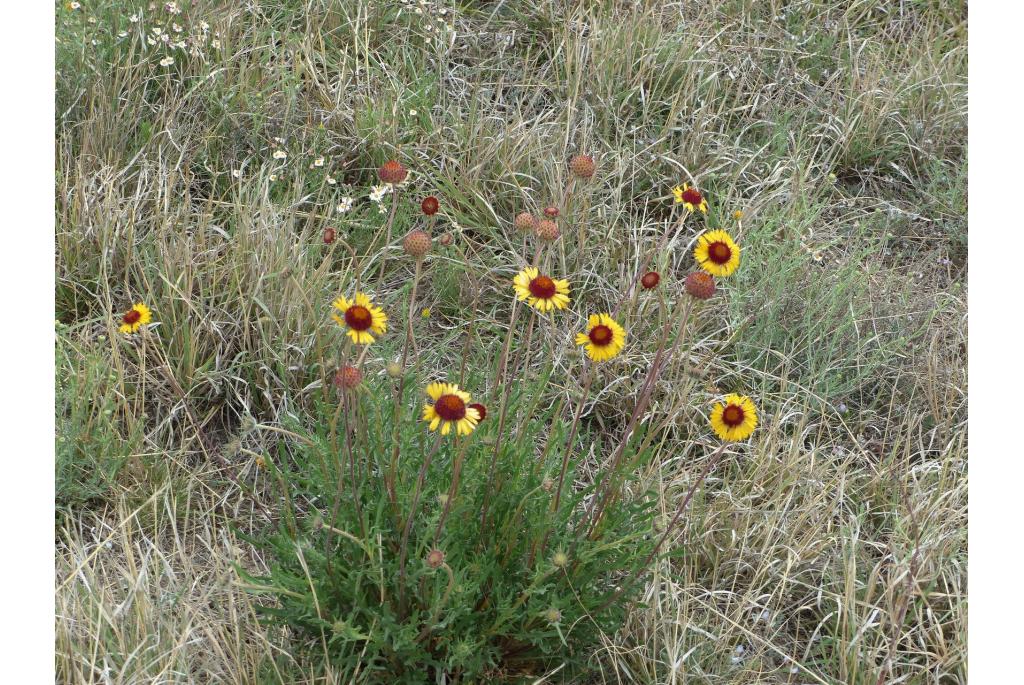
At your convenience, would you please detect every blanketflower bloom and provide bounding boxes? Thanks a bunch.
[513,267,570,312]
[575,313,626,362]
[331,292,387,344]
[694,229,740,277]
[423,382,481,436]
[709,394,758,442]
[672,182,708,213]
[119,303,152,334]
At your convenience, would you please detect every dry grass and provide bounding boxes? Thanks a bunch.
[56,0,966,682]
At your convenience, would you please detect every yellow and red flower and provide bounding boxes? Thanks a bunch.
[513,267,570,312]
[118,302,152,334]
[575,313,626,362]
[672,182,708,213]
[331,292,387,344]
[694,229,740,277]
[709,394,758,442]
[423,382,481,436]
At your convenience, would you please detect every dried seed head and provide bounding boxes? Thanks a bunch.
[334,365,362,390]
[640,271,660,290]
[323,227,336,244]
[426,549,446,569]
[385,361,404,378]
[535,219,560,241]
[514,212,537,233]
[569,154,595,179]
[378,159,408,184]
[684,272,717,300]
[543,206,559,218]
[541,477,554,492]
[552,551,569,568]
[438,232,453,246]
[544,608,562,624]
[403,229,432,258]
[421,196,439,216]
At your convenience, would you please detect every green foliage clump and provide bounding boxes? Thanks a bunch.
[244,376,659,682]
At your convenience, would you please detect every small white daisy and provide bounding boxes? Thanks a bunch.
[172,23,183,33]
[211,39,221,48]
[152,27,162,35]
[369,184,391,203]
[166,2,181,14]
[409,109,418,115]
[269,174,278,182]
[326,176,337,185]
[159,56,174,66]
[129,13,139,22]
[68,1,81,9]
[272,150,287,160]
[313,157,324,167]
[336,197,354,213]
[232,169,241,178]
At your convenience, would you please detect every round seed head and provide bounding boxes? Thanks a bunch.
[640,271,660,289]
[514,212,537,233]
[569,154,596,179]
[438,232,453,246]
[334,365,362,390]
[535,219,560,241]
[421,196,440,216]
[552,551,569,568]
[323,227,336,244]
[426,549,445,569]
[403,229,432,258]
[541,477,554,492]
[543,206,559,218]
[378,159,408,184]
[684,272,717,300]
[385,361,403,378]
[544,608,562,624]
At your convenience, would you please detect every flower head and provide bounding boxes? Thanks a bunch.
[543,206,560,218]
[513,267,570,312]
[421,196,440,216]
[672,182,708,213]
[403,229,432,258]
[425,549,446,569]
[535,219,560,242]
[379,159,408,185]
[333,365,362,390]
[575,313,626,362]
[684,272,716,299]
[468,402,487,421]
[323,227,337,244]
[709,394,758,442]
[640,271,660,290]
[336,197,354,213]
[694,229,740,277]
[423,382,481,436]
[569,154,596,179]
[119,302,152,334]
[331,292,387,344]
[514,212,537,233]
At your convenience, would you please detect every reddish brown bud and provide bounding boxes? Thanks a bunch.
[640,271,660,289]
[514,212,537,233]
[543,206,559,218]
[684,272,716,300]
[421,196,439,216]
[378,159,408,184]
[425,549,445,569]
[403,229,432,258]
[334,365,362,390]
[438,232,453,246]
[535,219,560,241]
[323,227,336,244]
[569,154,595,179]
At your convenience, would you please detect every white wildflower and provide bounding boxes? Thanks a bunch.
[159,56,174,66]
[369,184,391,203]
[313,157,325,167]
[211,39,221,48]
[232,169,241,178]
[336,197,354,213]
[272,150,287,160]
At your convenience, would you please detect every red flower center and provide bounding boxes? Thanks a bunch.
[435,394,467,421]
[123,309,141,325]
[708,241,732,264]
[421,196,439,216]
[528,275,557,299]
[469,402,487,421]
[588,324,613,346]
[722,404,745,427]
[683,187,704,205]
[344,305,373,331]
